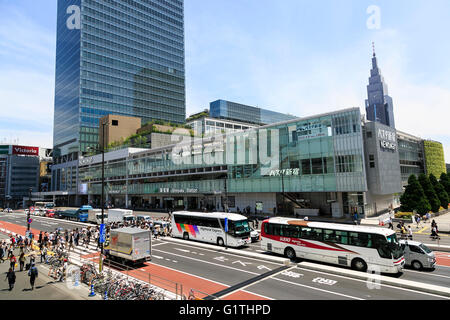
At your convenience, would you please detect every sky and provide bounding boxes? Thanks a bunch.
[0,0,449,162]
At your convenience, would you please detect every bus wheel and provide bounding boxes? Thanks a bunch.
[217,238,224,246]
[284,247,296,260]
[183,232,189,240]
[351,258,367,272]
[412,260,423,270]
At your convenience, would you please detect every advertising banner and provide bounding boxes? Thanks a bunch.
[12,145,39,156]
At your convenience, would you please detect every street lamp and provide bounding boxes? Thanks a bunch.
[87,120,108,272]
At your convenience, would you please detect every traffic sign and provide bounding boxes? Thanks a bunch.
[28,218,32,224]
[99,223,105,243]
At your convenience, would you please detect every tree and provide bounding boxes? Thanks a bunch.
[440,172,450,195]
[430,173,449,209]
[400,175,431,214]
[418,174,441,213]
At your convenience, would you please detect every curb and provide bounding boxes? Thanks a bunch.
[423,243,450,252]
[11,212,96,228]
[163,237,291,266]
[163,237,450,297]
[297,261,450,297]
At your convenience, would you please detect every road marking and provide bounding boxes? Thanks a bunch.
[312,277,338,286]
[159,239,282,266]
[153,248,260,276]
[417,226,429,234]
[271,276,364,300]
[295,266,450,299]
[175,248,190,253]
[232,260,252,267]
[280,270,303,278]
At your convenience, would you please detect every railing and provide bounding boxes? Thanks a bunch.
[75,249,183,300]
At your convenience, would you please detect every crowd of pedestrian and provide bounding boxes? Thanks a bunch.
[1,237,39,292]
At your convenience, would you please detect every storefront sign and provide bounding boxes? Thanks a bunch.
[12,145,39,156]
[268,168,300,176]
[378,128,397,151]
[159,188,199,194]
[79,157,94,166]
[380,140,396,150]
[297,122,326,140]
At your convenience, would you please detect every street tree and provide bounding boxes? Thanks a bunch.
[400,175,431,214]
[418,174,441,213]
[430,173,449,209]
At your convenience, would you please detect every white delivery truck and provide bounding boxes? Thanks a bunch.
[104,227,151,265]
[107,209,135,223]
[88,209,108,224]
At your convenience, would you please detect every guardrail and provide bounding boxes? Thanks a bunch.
[76,251,183,300]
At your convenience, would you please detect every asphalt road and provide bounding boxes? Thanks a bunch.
[1,211,450,300]
[148,239,449,300]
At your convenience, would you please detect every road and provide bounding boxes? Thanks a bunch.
[1,211,449,300]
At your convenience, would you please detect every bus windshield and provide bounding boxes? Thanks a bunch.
[386,233,403,259]
[229,220,250,236]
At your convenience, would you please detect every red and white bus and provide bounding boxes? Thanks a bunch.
[261,217,405,274]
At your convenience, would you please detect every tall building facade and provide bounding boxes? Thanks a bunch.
[0,145,40,209]
[365,47,395,128]
[53,0,186,158]
[210,100,298,125]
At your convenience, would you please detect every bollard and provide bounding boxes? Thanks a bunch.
[88,283,96,297]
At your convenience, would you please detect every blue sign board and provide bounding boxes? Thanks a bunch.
[99,223,106,243]
[224,218,228,232]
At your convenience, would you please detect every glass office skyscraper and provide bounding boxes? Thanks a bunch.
[210,100,298,125]
[53,0,185,157]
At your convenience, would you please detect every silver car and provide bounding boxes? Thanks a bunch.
[399,240,436,270]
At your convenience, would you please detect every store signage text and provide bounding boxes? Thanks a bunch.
[159,188,198,194]
[12,145,39,156]
[378,129,397,151]
[268,168,300,176]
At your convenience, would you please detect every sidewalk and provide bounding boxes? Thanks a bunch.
[0,235,100,300]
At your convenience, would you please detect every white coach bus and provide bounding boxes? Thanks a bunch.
[171,211,252,247]
[261,217,405,274]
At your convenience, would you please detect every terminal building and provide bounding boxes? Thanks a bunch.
[40,107,446,219]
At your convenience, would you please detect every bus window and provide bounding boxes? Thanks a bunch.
[301,227,322,241]
[372,234,391,259]
[283,225,300,238]
[349,232,371,248]
[324,230,337,243]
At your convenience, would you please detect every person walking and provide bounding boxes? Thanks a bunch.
[28,263,38,290]
[5,267,16,291]
[9,254,16,271]
[0,242,4,263]
[19,252,26,272]
[407,226,413,240]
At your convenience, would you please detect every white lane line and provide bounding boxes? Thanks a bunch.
[159,240,282,266]
[144,261,273,300]
[270,276,364,300]
[295,267,450,300]
[152,248,368,300]
[153,248,260,275]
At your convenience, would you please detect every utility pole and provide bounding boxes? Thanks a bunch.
[100,120,106,272]
[27,187,32,231]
